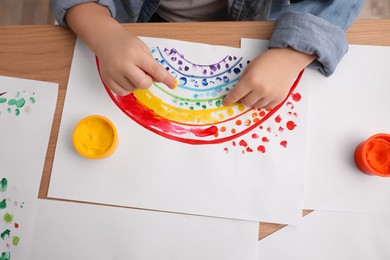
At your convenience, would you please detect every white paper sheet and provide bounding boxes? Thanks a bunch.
[0,76,58,260]
[48,37,310,224]
[241,39,390,213]
[30,199,259,260]
[257,210,390,260]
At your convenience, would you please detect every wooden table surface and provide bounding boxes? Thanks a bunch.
[1,19,389,240]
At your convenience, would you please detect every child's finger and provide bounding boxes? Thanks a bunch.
[139,55,176,88]
[222,83,250,106]
[105,78,133,96]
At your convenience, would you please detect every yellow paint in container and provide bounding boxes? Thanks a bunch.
[72,115,118,159]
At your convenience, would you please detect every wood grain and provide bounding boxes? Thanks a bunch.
[0,20,389,241]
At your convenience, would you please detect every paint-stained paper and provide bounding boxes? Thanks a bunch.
[48,37,310,224]
[0,76,58,260]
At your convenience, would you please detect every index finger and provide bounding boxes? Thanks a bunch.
[139,55,176,89]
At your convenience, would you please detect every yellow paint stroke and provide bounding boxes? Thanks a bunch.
[134,90,248,125]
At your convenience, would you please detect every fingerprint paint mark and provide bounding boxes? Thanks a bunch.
[286,121,297,131]
[12,236,19,246]
[0,199,6,210]
[0,251,10,260]
[0,179,7,192]
[280,140,288,148]
[3,213,13,224]
[0,230,10,240]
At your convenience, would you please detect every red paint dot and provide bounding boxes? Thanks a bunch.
[239,140,248,147]
[266,127,271,133]
[235,119,242,126]
[257,145,266,153]
[223,147,229,154]
[286,102,294,109]
[292,93,301,102]
[232,141,236,147]
[259,125,263,129]
[280,140,288,148]
[252,133,259,139]
[278,126,284,132]
[286,121,296,130]
[275,115,282,123]
[259,111,266,117]
[262,137,269,143]
[246,147,253,152]
[231,128,236,134]
[14,223,19,229]
[244,119,251,126]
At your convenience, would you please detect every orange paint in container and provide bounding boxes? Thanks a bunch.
[354,133,390,177]
[72,115,118,159]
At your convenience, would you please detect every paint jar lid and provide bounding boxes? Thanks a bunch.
[72,115,118,159]
[354,133,390,177]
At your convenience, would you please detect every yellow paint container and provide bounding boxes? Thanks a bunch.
[72,115,118,159]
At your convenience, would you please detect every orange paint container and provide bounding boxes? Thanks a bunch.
[72,115,118,159]
[354,133,390,177]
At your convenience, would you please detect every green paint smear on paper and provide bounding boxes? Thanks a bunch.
[0,229,10,240]
[12,236,19,246]
[0,98,6,103]
[3,213,13,223]
[29,97,36,104]
[0,178,7,192]
[7,98,25,108]
[0,199,6,209]
[0,252,10,260]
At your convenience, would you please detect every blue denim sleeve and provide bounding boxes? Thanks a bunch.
[268,0,364,76]
[51,0,117,26]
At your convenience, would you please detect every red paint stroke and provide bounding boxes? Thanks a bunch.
[97,56,304,145]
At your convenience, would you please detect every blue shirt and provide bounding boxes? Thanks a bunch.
[52,0,364,76]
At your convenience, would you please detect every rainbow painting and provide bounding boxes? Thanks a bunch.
[97,45,304,154]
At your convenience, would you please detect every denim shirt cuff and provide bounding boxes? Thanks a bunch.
[53,0,116,26]
[268,11,348,76]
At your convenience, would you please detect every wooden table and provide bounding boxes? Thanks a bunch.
[1,20,389,240]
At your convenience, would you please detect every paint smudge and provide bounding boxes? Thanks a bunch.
[0,179,7,192]
[0,91,36,116]
[0,199,6,210]
[3,213,13,224]
[0,178,23,258]
[0,252,10,260]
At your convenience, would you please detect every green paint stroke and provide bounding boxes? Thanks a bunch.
[3,213,13,223]
[12,236,20,246]
[0,178,7,192]
[29,96,36,104]
[7,98,25,108]
[0,252,10,260]
[0,98,6,104]
[0,229,10,240]
[0,199,6,209]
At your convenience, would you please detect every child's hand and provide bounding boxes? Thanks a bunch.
[65,2,175,96]
[222,48,316,109]
[95,28,175,95]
